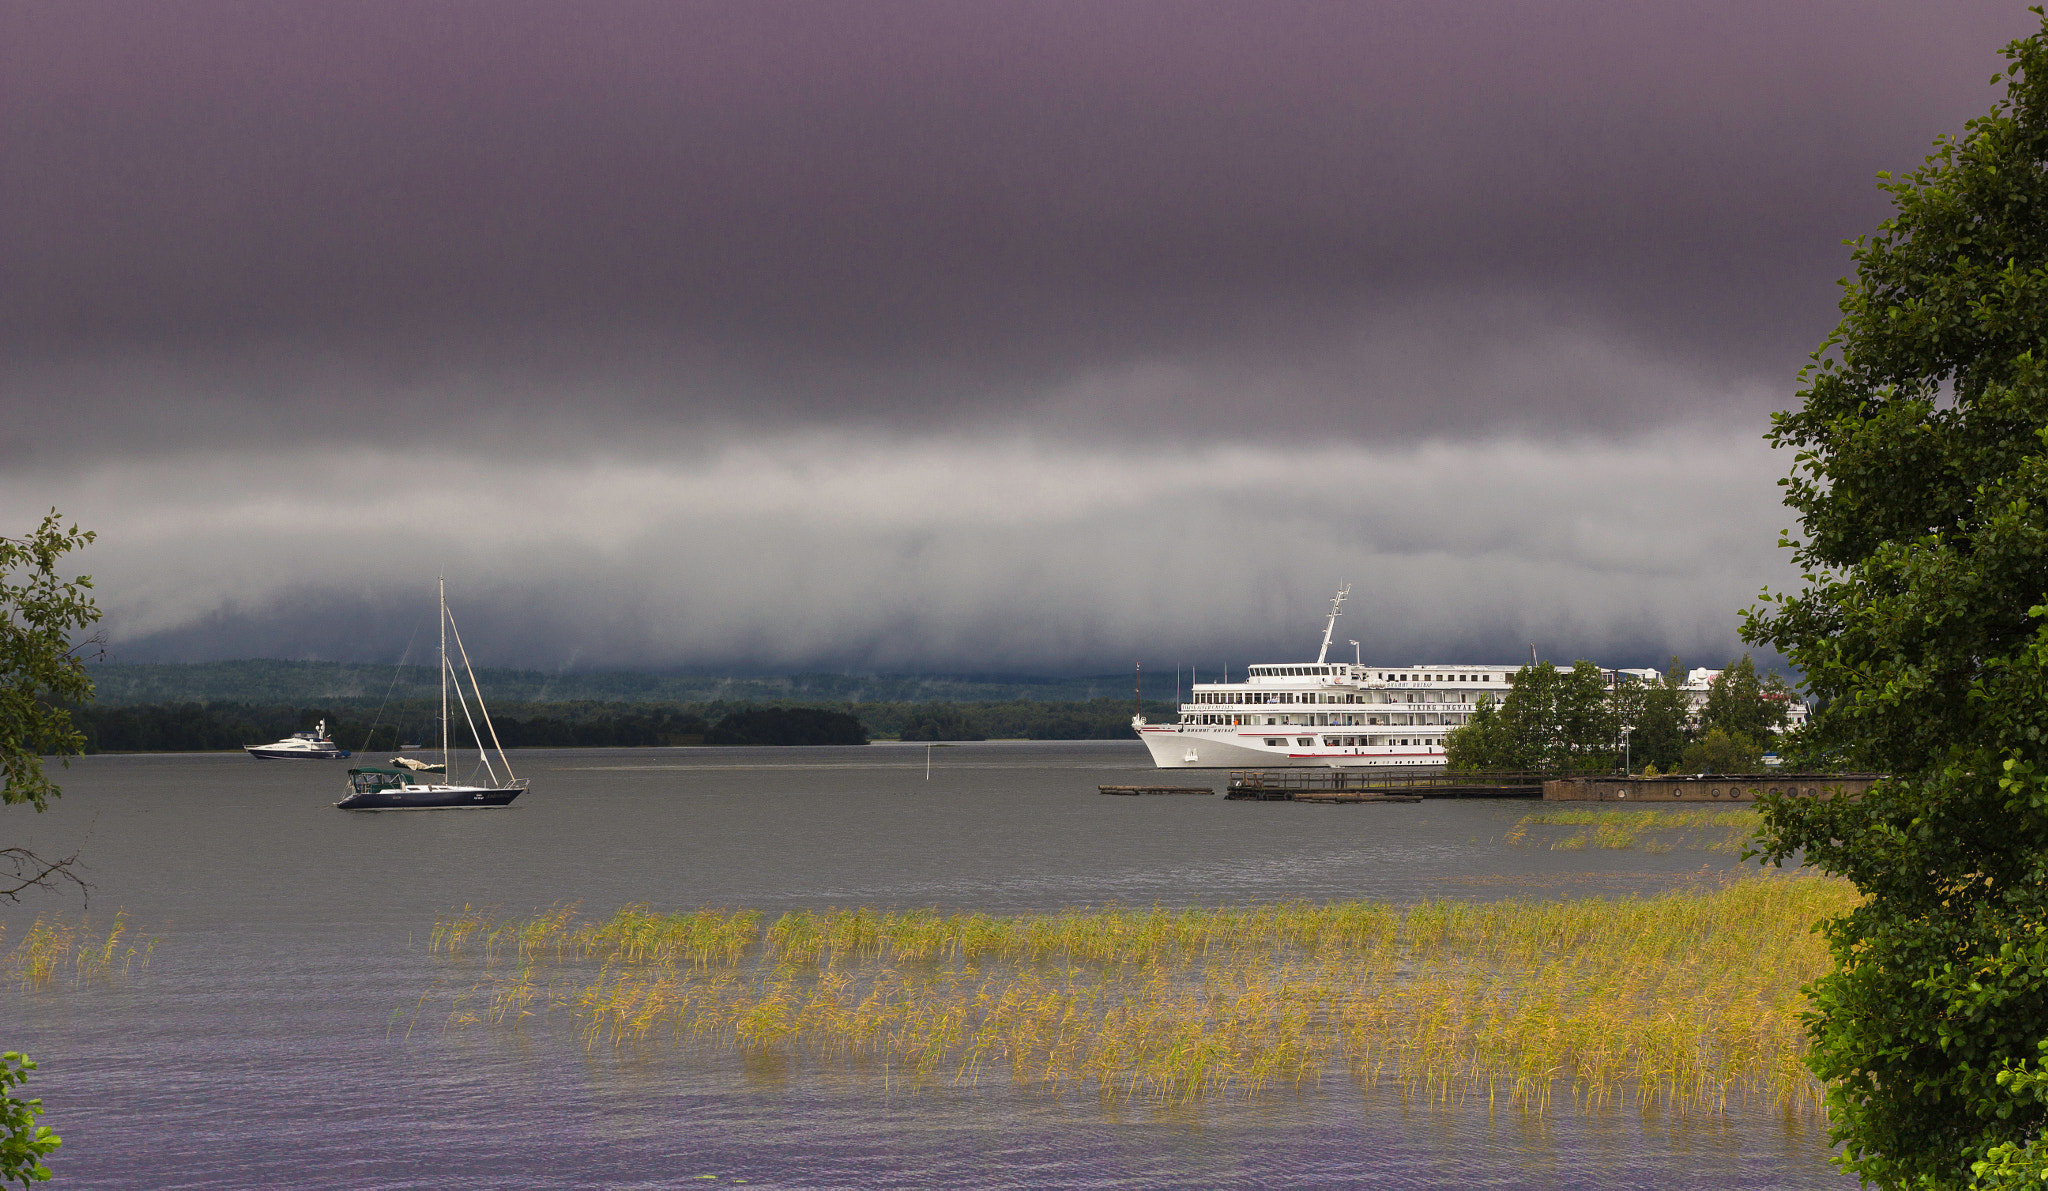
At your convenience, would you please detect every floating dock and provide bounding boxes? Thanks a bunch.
[1098,784,1215,796]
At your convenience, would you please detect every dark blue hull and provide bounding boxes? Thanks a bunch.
[334,786,521,811]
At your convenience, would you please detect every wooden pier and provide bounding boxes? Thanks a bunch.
[1098,784,1215,796]
[1224,769,1548,801]
[1291,790,1423,804]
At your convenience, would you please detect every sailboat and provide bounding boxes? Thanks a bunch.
[336,579,528,811]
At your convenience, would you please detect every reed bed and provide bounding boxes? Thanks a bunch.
[1506,808,1759,853]
[426,876,1850,1114]
[5,910,154,991]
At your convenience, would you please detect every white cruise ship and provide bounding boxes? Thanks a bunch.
[1134,588,1530,770]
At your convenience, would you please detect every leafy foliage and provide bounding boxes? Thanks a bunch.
[0,1054,57,1188]
[1444,661,1617,772]
[1698,656,1794,745]
[1,513,93,1186]
[1444,692,1512,771]
[1627,659,1694,771]
[1741,15,2048,1184]
[1679,728,1762,776]
[0,513,99,811]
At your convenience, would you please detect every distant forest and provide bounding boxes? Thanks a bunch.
[67,696,1181,753]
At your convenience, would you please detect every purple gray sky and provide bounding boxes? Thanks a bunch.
[3,2,2036,674]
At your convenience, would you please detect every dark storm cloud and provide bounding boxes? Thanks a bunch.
[3,429,1792,672]
[3,1,2035,452]
[4,3,2034,672]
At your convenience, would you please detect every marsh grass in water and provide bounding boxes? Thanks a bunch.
[4,910,155,991]
[422,876,1850,1114]
[1506,808,1759,854]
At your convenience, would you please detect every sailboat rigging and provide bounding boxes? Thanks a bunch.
[336,579,528,810]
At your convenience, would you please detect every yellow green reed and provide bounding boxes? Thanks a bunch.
[426,875,1851,1114]
[1508,807,1759,853]
[5,910,154,991]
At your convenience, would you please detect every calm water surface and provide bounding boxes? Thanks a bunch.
[6,742,1844,1188]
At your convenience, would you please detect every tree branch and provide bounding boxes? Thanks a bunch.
[0,846,86,903]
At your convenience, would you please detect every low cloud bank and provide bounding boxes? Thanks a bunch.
[9,426,1795,675]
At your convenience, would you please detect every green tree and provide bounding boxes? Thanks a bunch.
[1679,727,1763,775]
[2,512,99,813]
[0,1054,57,1188]
[1607,671,1649,768]
[0,512,94,1188]
[1493,662,1564,769]
[1444,693,1516,771]
[1699,655,1793,746]
[1626,658,1692,772]
[1742,16,2048,1185]
[1443,660,1616,772]
[1552,660,1619,772]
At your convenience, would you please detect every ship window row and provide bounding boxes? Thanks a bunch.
[1191,692,1479,705]
[1180,712,1472,727]
[1238,667,1502,683]
[1377,673,1495,682]
[1246,735,1444,748]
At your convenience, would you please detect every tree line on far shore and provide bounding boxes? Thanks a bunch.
[1445,656,1801,775]
[64,696,1180,754]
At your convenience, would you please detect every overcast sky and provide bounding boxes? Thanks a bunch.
[3,2,2036,675]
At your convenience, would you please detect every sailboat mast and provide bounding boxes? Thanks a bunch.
[439,576,448,780]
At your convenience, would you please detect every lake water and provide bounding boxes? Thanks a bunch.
[5,741,1845,1188]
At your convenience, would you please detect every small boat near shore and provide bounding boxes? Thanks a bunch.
[245,720,350,760]
[337,579,527,811]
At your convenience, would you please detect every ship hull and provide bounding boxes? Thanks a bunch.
[1136,725,1443,770]
[335,785,522,810]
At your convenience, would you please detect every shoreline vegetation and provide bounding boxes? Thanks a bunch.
[422,866,1850,1114]
[65,697,1182,754]
[3,912,152,991]
[6,809,1814,1116]
[1508,808,1760,854]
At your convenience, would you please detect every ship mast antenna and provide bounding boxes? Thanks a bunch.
[439,575,448,783]
[1315,584,1351,664]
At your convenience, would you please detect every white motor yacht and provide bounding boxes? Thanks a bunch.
[245,720,351,760]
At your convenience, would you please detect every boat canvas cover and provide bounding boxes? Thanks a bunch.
[347,768,418,792]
